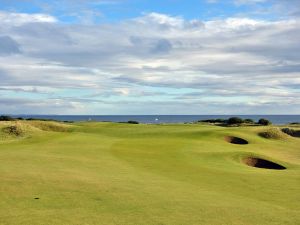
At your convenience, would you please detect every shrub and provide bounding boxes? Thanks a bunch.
[26,118,36,121]
[227,117,244,125]
[282,128,300,137]
[199,119,226,123]
[127,120,139,124]
[215,119,226,123]
[282,128,293,136]
[258,118,272,126]
[0,115,15,121]
[244,118,254,124]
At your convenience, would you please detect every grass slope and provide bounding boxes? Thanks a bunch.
[0,121,300,225]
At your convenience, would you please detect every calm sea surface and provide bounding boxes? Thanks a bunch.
[14,115,300,125]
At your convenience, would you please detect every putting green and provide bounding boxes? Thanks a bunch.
[0,121,299,225]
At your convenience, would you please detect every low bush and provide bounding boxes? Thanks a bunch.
[282,128,293,136]
[258,118,272,126]
[199,119,226,123]
[227,117,244,125]
[127,120,139,124]
[0,115,15,121]
[282,128,300,137]
[289,122,300,125]
[244,118,255,124]
[26,118,57,122]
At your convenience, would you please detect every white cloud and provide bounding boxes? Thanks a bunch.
[0,11,299,114]
[234,0,267,5]
[206,17,268,30]
[0,11,57,25]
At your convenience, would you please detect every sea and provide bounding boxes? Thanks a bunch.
[12,115,300,125]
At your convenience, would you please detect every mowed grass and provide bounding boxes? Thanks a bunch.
[0,121,300,225]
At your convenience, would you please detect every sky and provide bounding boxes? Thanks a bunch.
[0,0,300,115]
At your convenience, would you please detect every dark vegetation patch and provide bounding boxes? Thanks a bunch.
[243,157,286,170]
[289,122,300,125]
[198,117,271,126]
[259,128,287,140]
[0,115,74,123]
[257,118,272,126]
[198,119,226,123]
[119,121,140,124]
[225,136,248,145]
[281,128,300,138]
[227,117,244,125]
[0,115,15,121]
[127,120,139,124]
[26,118,59,122]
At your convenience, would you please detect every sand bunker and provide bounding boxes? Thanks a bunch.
[225,136,248,145]
[243,157,286,170]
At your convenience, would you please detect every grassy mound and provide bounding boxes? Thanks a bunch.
[28,121,71,132]
[0,122,35,140]
[258,127,288,140]
[2,124,24,137]
[0,120,72,142]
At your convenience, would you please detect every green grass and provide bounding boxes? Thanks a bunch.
[0,121,300,225]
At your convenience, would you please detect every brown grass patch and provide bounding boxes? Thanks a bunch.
[28,121,70,132]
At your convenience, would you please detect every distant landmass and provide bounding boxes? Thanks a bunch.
[9,115,300,125]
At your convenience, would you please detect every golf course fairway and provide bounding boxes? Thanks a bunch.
[0,121,300,225]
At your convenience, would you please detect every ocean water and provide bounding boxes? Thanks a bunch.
[14,115,300,125]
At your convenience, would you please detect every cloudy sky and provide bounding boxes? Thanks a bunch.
[0,0,299,115]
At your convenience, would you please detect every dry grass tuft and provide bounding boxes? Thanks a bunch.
[259,127,288,140]
[2,124,24,136]
[28,121,71,132]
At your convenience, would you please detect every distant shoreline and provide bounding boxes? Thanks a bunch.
[3,115,300,125]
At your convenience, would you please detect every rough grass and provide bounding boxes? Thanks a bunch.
[0,122,31,140]
[258,127,289,140]
[2,124,24,136]
[0,121,72,141]
[27,121,71,132]
[0,122,299,225]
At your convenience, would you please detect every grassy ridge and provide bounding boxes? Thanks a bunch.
[0,121,299,225]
